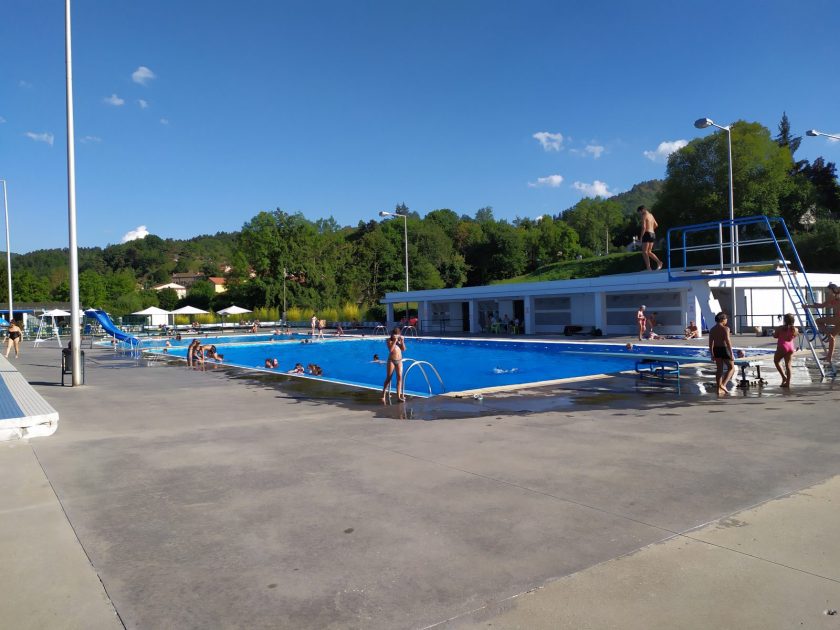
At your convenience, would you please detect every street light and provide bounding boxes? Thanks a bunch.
[694,117,738,333]
[379,210,409,323]
[806,129,840,141]
[65,0,82,384]
[0,180,13,327]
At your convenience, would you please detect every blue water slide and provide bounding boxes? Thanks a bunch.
[84,309,138,343]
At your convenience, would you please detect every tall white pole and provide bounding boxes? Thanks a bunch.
[402,214,409,320]
[65,0,82,384]
[725,126,737,334]
[0,180,12,325]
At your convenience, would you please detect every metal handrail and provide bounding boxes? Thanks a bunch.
[402,359,445,396]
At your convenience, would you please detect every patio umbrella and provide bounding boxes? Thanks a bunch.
[132,306,171,316]
[132,306,172,329]
[170,305,209,330]
[170,306,209,315]
[217,305,252,315]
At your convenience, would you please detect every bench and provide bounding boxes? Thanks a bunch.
[635,359,680,381]
[735,360,766,388]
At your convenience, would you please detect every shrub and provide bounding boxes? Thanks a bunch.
[364,304,386,322]
[339,302,361,322]
[320,307,339,323]
[285,306,306,323]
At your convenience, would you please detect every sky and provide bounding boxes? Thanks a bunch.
[1,0,839,254]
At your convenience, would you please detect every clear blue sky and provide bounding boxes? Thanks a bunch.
[2,0,838,253]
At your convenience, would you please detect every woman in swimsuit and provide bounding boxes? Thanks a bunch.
[773,313,798,388]
[381,327,406,402]
[5,320,22,359]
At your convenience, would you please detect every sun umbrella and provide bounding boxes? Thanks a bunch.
[217,305,252,315]
[132,306,171,316]
[42,308,72,317]
[170,305,209,315]
[132,306,172,329]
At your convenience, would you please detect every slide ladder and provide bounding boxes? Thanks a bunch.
[666,215,832,378]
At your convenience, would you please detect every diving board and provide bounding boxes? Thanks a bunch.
[0,355,59,441]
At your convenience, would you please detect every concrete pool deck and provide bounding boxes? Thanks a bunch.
[1,338,839,629]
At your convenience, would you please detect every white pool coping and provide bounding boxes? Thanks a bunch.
[0,355,59,441]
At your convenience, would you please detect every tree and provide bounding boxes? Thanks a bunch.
[775,112,803,169]
[156,287,179,311]
[79,270,107,308]
[562,198,624,254]
[520,216,581,269]
[655,121,794,229]
[182,279,216,311]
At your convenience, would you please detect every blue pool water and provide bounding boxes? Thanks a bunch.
[153,336,768,397]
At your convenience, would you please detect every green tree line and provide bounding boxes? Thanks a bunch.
[1,114,838,318]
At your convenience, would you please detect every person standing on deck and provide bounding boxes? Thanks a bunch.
[805,282,840,363]
[636,305,647,340]
[381,327,407,402]
[708,312,735,395]
[637,205,663,271]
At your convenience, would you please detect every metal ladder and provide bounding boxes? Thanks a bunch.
[402,359,445,396]
[666,215,835,379]
[778,270,835,378]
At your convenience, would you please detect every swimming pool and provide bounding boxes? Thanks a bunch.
[152,336,769,398]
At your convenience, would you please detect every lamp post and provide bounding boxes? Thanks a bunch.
[806,129,840,141]
[282,267,287,325]
[0,180,12,326]
[694,117,738,333]
[379,210,409,323]
[65,0,82,383]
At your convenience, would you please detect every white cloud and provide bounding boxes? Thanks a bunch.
[138,99,149,109]
[18,80,32,88]
[121,225,149,243]
[528,174,564,188]
[24,131,54,146]
[132,66,156,85]
[585,144,605,159]
[643,139,688,162]
[572,180,616,198]
[571,144,607,159]
[0,116,6,123]
[104,94,125,106]
[159,118,169,125]
[80,135,102,144]
[533,131,564,151]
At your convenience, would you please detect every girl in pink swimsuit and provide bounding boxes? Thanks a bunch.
[773,313,798,388]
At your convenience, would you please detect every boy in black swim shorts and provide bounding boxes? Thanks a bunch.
[708,312,735,394]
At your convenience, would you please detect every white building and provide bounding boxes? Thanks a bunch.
[381,270,839,337]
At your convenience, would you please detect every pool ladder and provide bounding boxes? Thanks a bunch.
[402,359,445,396]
